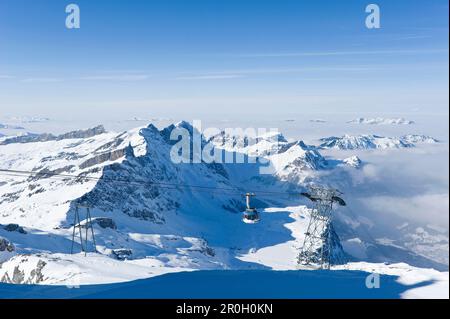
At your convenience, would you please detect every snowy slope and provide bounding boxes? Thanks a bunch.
[0,122,326,285]
[0,121,447,295]
[0,266,447,299]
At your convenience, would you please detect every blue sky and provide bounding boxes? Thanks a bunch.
[0,0,448,120]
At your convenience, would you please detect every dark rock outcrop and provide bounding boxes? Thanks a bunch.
[2,223,27,234]
[0,237,15,253]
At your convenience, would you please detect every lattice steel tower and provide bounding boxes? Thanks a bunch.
[71,203,97,256]
[297,186,346,269]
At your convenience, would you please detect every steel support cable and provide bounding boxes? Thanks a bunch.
[0,168,303,198]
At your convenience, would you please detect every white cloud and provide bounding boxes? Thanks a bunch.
[176,74,244,80]
[341,145,449,228]
[235,48,449,58]
[365,193,449,227]
[177,66,374,79]
[79,74,150,81]
[21,78,63,83]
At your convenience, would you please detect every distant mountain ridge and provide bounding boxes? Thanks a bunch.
[348,117,415,125]
[319,134,439,150]
[0,125,106,145]
[0,123,25,130]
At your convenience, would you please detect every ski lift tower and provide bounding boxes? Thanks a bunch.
[297,186,346,269]
[71,203,97,256]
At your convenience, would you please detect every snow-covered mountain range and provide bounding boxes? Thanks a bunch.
[0,124,25,130]
[3,116,51,124]
[0,121,447,295]
[348,117,415,125]
[319,134,439,150]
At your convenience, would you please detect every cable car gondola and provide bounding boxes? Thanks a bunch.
[242,193,260,224]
